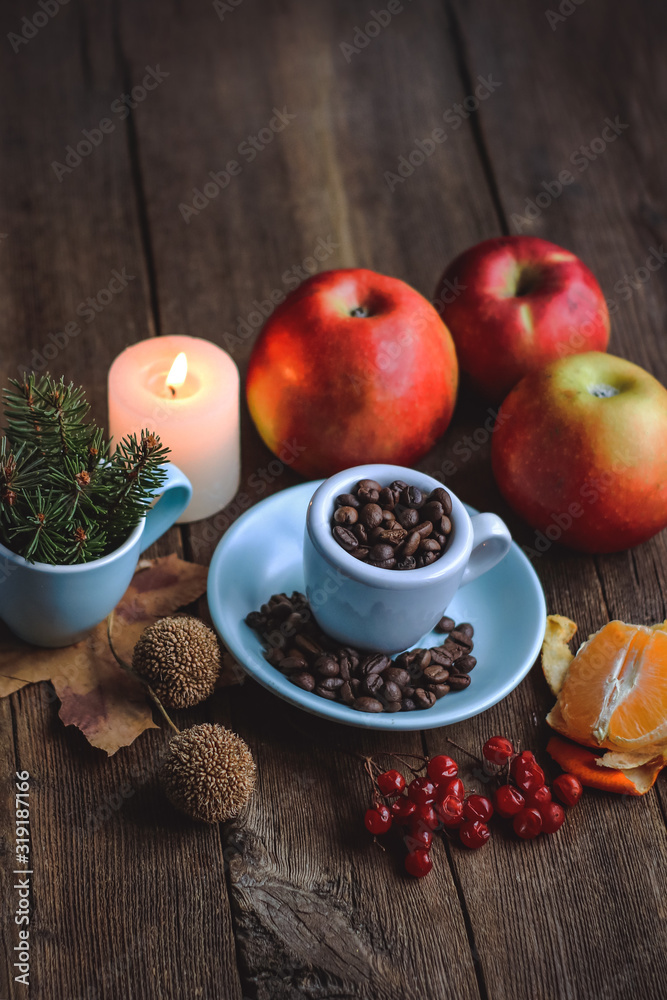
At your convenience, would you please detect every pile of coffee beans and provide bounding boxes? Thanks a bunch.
[331,479,453,569]
[245,593,476,713]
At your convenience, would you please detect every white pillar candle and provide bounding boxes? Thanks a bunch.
[108,335,240,523]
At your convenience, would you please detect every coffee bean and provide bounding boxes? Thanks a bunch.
[443,637,468,659]
[245,610,265,630]
[402,698,417,711]
[339,646,359,667]
[376,527,406,546]
[429,647,453,667]
[400,486,425,509]
[384,700,402,713]
[421,500,444,524]
[319,676,344,691]
[397,506,420,529]
[416,520,433,539]
[351,547,370,561]
[357,486,380,503]
[420,538,441,553]
[338,652,351,680]
[370,543,395,563]
[291,672,315,691]
[333,525,358,552]
[456,622,474,638]
[448,673,471,690]
[363,674,384,697]
[381,508,396,526]
[429,487,452,514]
[340,681,354,704]
[352,697,384,713]
[435,615,456,634]
[360,653,391,676]
[423,664,449,683]
[359,503,383,528]
[383,666,411,688]
[413,648,432,670]
[335,492,360,509]
[357,478,382,492]
[350,677,361,693]
[281,655,310,672]
[389,479,409,494]
[397,556,417,571]
[414,688,436,709]
[315,685,339,700]
[421,551,437,566]
[378,486,396,508]
[369,558,397,570]
[263,647,284,667]
[399,531,420,558]
[315,654,339,677]
[438,515,452,536]
[383,680,403,702]
[295,634,323,658]
[454,655,477,673]
[449,629,473,650]
[434,533,448,548]
[333,505,358,525]
[428,683,450,699]
[352,523,369,544]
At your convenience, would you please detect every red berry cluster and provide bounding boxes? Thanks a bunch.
[362,738,583,877]
[495,748,582,838]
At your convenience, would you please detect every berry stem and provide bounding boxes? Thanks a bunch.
[445,737,482,764]
[106,613,181,735]
[375,751,427,775]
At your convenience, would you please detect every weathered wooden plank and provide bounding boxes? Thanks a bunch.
[0,2,240,997]
[0,700,18,999]
[437,3,667,998]
[116,0,507,995]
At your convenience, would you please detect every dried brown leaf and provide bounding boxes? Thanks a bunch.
[0,555,209,755]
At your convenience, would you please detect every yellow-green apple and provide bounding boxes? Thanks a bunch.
[492,352,667,553]
[246,269,458,477]
[434,236,610,401]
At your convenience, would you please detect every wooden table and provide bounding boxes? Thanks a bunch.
[1,2,666,997]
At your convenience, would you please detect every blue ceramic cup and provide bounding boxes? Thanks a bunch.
[304,464,512,653]
[0,463,192,647]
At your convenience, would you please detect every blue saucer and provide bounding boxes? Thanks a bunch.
[207,481,546,731]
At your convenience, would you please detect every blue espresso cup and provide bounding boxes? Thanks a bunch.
[304,464,512,653]
[0,463,192,647]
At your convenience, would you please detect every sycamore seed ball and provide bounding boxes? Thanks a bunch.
[161,723,256,824]
[132,616,221,709]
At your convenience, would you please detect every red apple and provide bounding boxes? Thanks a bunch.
[491,352,667,553]
[434,236,610,401]
[246,269,458,477]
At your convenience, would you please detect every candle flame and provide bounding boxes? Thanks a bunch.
[166,352,188,394]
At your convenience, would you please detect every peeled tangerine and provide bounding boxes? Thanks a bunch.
[542,615,667,795]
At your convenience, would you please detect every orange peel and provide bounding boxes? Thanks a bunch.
[542,614,577,695]
[546,735,663,796]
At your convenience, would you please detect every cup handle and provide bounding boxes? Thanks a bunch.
[461,512,512,587]
[141,464,193,551]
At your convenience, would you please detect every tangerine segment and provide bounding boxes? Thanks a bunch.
[609,627,667,747]
[555,621,638,746]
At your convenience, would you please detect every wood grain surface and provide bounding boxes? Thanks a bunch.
[1,1,666,998]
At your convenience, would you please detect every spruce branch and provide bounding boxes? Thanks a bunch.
[0,373,170,564]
